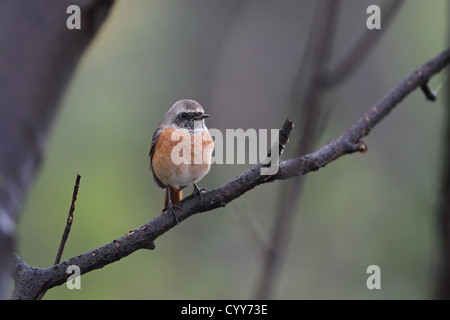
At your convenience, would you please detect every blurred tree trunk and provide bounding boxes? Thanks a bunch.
[434,3,450,300]
[0,0,114,299]
[253,0,405,299]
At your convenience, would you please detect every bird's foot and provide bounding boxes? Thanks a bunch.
[166,200,181,225]
[192,183,207,205]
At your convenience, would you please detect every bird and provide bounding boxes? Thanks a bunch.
[150,99,214,224]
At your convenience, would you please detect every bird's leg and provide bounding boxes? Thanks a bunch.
[166,186,181,224]
[192,183,207,205]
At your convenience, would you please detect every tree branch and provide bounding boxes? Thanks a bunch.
[11,47,450,299]
[276,48,450,179]
[54,174,81,266]
[420,82,438,101]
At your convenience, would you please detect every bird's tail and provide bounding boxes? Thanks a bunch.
[164,186,182,210]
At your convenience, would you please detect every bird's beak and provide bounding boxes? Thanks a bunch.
[194,113,210,120]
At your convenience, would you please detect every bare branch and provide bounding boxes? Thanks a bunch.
[420,82,438,101]
[10,47,450,300]
[277,49,450,179]
[54,174,82,266]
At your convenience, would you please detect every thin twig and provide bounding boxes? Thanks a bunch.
[420,82,438,101]
[53,174,81,265]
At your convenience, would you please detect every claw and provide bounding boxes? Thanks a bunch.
[192,183,207,205]
[166,199,181,224]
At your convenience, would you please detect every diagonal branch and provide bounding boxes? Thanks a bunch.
[10,47,450,300]
[54,174,82,266]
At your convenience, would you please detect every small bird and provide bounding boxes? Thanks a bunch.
[150,99,214,223]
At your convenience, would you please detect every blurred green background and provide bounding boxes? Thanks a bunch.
[14,0,448,299]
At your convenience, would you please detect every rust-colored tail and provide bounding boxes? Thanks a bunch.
[164,186,182,210]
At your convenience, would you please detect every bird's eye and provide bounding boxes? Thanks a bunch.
[180,112,188,119]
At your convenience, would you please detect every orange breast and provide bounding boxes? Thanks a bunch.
[152,127,214,189]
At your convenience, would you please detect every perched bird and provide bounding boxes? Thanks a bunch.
[150,99,214,223]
